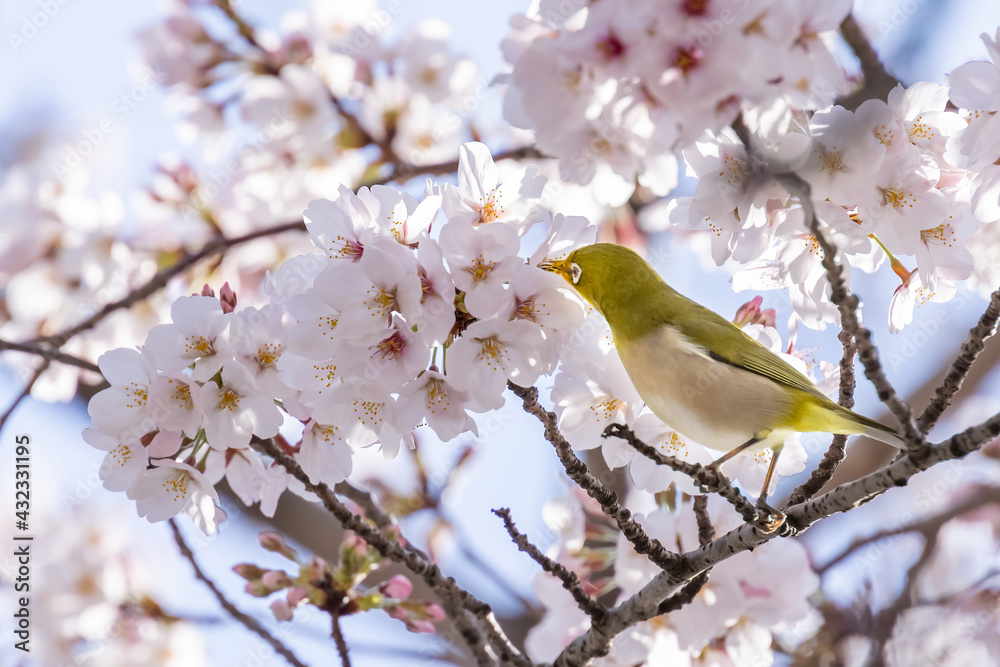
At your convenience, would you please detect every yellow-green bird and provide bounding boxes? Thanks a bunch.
[545,243,903,531]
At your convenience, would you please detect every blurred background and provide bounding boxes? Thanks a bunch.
[2,0,1000,665]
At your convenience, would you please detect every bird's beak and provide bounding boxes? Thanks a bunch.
[539,258,571,281]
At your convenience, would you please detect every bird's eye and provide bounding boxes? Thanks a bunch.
[570,263,582,284]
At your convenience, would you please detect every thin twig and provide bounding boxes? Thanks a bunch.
[602,423,759,524]
[733,115,923,452]
[508,382,681,571]
[788,328,858,505]
[363,146,546,188]
[168,519,308,667]
[836,14,903,112]
[250,437,531,667]
[692,495,715,547]
[492,508,606,623]
[334,481,395,530]
[817,486,1000,574]
[656,572,710,615]
[772,171,924,452]
[213,0,271,56]
[27,220,305,346]
[331,608,352,667]
[0,359,51,434]
[0,339,100,374]
[917,287,1000,433]
[552,409,1000,666]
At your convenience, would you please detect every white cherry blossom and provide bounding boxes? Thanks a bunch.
[198,364,283,450]
[145,295,231,381]
[442,141,549,235]
[127,460,223,535]
[87,347,158,437]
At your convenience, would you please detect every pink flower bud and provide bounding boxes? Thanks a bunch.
[232,563,267,581]
[261,569,292,590]
[424,603,446,622]
[270,599,294,622]
[342,531,367,551]
[200,284,215,297]
[301,556,327,580]
[378,575,413,600]
[386,606,408,622]
[408,619,437,633]
[287,587,308,607]
[258,532,299,561]
[733,296,776,328]
[245,581,271,597]
[219,282,237,313]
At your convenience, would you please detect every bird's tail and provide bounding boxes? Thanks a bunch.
[831,404,905,449]
[798,398,905,449]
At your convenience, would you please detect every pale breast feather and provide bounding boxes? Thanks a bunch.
[615,324,798,453]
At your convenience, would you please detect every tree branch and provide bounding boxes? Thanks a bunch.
[0,359,51,434]
[331,608,352,667]
[508,383,681,572]
[363,146,546,188]
[817,485,1000,574]
[602,423,759,524]
[250,437,531,667]
[27,220,305,346]
[787,328,857,505]
[836,14,902,111]
[917,287,1000,433]
[551,410,1000,666]
[0,339,101,374]
[492,507,606,624]
[169,519,308,667]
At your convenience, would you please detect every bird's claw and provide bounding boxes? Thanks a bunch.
[752,502,786,534]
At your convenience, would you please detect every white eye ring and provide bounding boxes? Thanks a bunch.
[570,263,582,284]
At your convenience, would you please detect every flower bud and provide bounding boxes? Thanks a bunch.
[219,282,237,313]
[259,532,300,562]
[733,296,776,328]
[232,563,267,581]
[270,599,294,621]
[378,575,413,600]
[261,569,293,590]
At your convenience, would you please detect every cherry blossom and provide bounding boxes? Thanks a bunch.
[298,420,354,485]
[145,295,231,381]
[446,318,550,410]
[87,347,158,437]
[442,141,549,235]
[127,460,224,535]
[394,368,481,441]
[198,364,283,450]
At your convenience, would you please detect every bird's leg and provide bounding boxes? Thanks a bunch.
[753,444,786,534]
[708,436,761,469]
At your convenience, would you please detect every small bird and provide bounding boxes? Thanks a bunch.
[544,243,903,531]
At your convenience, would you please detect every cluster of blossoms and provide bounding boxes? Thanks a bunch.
[666,29,1000,334]
[236,530,444,632]
[500,1,1000,336]
[525,488,820,665]
[83,142,598,535]
[84,138,844,540]
[0,0,494,401]
[500,0,852,205]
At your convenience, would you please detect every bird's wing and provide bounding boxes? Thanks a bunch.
[675,305,822,397]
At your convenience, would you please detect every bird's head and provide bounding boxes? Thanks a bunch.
[541,243,658,315]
